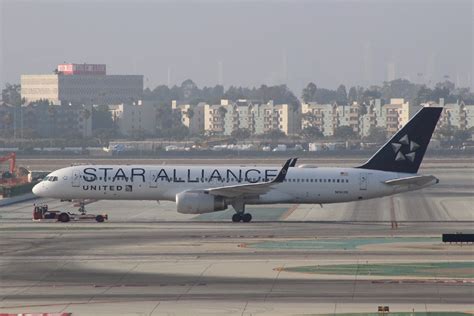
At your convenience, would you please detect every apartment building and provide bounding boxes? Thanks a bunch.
[172,101,206,135]
[301,102,336,136]
[302,98,421,138]
[438,100,474,130]
[204,99,298,136]
[109,101,157,137]
[302,102,366,136]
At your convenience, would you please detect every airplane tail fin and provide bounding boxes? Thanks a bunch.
[358,107,442,174]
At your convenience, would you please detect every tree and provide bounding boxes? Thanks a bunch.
[435,80,455,91]
[381,79,419,101]
[413,85,433,106]
[361,87,382,104]
[364,126,387,143]
[302,82,317,102]
[158,125,189,140]
[231,128,251,140]
[435,125,455,142]
[185,108,194,120]
[336,84,348,104]
[453,129,471,145]
[92,105,115,130]
[334,126,356,139]
[263,129,286,141]
[93,127,118,145]
[181,79,199,100]
[2,83,21,106]
[348,87,357,103]
[301,126,324,139]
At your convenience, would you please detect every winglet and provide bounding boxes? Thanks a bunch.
[274,158,293,182]
[289,158,298,167]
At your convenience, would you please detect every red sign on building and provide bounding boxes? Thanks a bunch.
[57,63,106,75]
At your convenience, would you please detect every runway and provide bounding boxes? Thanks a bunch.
[0,160,473,315]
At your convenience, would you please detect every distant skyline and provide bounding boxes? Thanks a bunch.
[1,0,473,93]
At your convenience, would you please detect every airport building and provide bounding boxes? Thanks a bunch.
[21,63,143,105]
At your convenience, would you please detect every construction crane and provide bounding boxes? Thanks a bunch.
[0,152,28,185]
[0,152,16,180]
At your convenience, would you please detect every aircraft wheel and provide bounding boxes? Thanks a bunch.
[242,213,252,223]
[232,213,242,223]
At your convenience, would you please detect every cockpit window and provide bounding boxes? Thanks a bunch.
[44,176,58,182]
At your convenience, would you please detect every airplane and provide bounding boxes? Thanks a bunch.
[32,107,442,222]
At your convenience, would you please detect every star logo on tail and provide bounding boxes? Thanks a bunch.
[391,134,420,162]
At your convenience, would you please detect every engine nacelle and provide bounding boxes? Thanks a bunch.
[176,191,227,214]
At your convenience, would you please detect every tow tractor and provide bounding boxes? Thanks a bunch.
[33,203,108,223]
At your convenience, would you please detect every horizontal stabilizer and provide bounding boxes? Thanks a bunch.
[384,175,438,186]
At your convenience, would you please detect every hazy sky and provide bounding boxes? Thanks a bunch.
[1,0,473,93]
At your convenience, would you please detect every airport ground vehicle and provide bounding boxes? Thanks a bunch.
[33,204,108,223]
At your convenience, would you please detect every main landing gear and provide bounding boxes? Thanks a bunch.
[232,212,252,223]
[231,200,252,223]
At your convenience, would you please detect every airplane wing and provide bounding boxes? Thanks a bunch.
[384,175,439,186]
[205,158,295,198]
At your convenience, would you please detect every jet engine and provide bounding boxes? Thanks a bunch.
[176,191,227,214]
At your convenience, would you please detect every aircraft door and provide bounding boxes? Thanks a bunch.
[359,172,368,190]
[149,170,159,188]
[72,170,81,187]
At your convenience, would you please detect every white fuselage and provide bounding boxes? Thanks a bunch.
[32,164,432,205]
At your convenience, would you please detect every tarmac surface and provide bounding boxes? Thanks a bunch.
[0,158,473,315]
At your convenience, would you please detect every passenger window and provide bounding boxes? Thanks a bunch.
[337,179,340,183]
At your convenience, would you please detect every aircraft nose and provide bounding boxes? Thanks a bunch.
[32,183,44,196]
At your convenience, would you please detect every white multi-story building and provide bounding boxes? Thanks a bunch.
[172,101,206,135]
[437,99,474,130]
[303,98,422,138]
[108,101,157,137]
[204,99,298,136]
[301,102,335,136]
[360,99,383,137]
[302,102,365,136]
